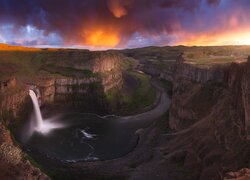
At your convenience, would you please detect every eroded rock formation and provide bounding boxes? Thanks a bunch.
[0,51,123,179]
[30,52,123,107]
[163,57,250,179]
[0,123,48,179]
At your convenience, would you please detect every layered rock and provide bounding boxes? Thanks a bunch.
[91,53,121,73]
[160,55,229,84]
[0,76,17,92]
[169,58,229,130]
[0,123,48,179]
[44,51,121,74]
[167,57,250,179]
[176,63,228,84]
[25,51,123,108]
[241,61,250,139]
[0,50,123,179]
[0,79,28,121]
[159,63,176,82]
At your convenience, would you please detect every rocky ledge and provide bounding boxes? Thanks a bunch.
[0,51,123,178]
[163,56,250,179]
[0,123,48,179]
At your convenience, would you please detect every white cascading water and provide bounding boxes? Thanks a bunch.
[29,90,43,127]
[29,90,65,135]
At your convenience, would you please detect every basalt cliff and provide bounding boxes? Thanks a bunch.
[153,56,250,179]
[0,51,123,179]
[0,51,123,122]
[2,47,250,179]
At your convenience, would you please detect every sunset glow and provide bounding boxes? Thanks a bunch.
[1,0,250,49]
[178,28,250,46]
[82,26,120,47]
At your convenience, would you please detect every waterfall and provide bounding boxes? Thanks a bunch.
[29,90,43,127]
[29,89,65,135]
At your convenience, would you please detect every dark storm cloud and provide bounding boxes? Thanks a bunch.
[0,0,249,47]
[206,0,221,5]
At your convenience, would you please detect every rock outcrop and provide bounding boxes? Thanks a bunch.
[165,56,250,179]
[0,80,28,121]
[161,55,229,84]
[0,123,48,179]
[225,168,250,179]
[0,50,123,179]
[21,51,124,113]
[0,76,17,92]
[169,59,229,130]
[241,61,250,139]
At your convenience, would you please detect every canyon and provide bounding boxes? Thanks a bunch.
[0,50,123,120]
[1,45,250,179]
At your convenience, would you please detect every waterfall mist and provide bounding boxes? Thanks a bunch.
[27,90,65,136]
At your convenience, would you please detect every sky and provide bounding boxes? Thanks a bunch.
[1,0,250,49]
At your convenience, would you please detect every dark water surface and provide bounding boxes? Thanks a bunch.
[16,112,138,162]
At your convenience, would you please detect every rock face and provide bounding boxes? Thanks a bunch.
[0,123,48,179]
[0,51,123,121]
[160,63,176,82]
[169,59,229,130]
[241,61,250,139]
[44,50,121,74]
[160,53,228,84]
[0,81,28,121]
[52,77,109,113]
[166,57,250,179]
[0,51,123,179]
[27,52,123,112]
[0,76,17,92]
[175,63,228,84]
[225,168,250,179]
[91,53,121,73]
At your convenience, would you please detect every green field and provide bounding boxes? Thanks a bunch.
[0,49,109,81]
[106,71,157,115]
[119,45,250,69]
[183,46,249,66]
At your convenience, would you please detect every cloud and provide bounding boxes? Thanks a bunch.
[0,0,249,48]
[206,0,221,5]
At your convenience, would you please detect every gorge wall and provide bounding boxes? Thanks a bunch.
[0,51,123,123]
[0,76,29,125]
[168,58,250,134]
[162,56,250,179]
[32,51,123,107]
[0,50,123,179]
[169,58,230,130]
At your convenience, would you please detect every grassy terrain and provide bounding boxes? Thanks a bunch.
[0,50,67,81]
[104,54,157,115]
[0,48,104,81]
[122,72,156,110]
[183,46,249,66]
[120,55,138,71]
[106,71,157,115]
[0,44,158,116]
[121,46,187,62]
[40,63,96,78]
[120,46,186,71]
[119,45,250,70]
[1,44,249,82]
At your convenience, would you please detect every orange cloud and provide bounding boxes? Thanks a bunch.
[108,0,128,18]
[81,24,120,47]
